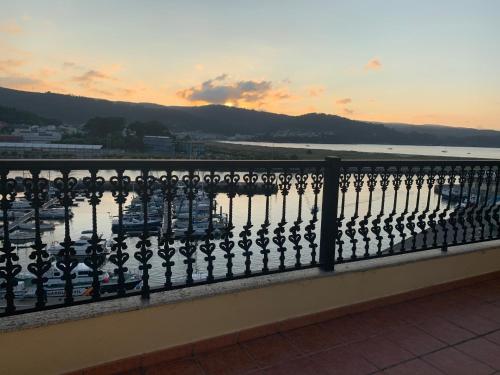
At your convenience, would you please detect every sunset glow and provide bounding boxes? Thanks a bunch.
[0,1,499,128]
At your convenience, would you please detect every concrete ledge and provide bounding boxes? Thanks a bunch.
[2,242,500,374]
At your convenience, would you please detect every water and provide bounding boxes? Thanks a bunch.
[222,141,500,159]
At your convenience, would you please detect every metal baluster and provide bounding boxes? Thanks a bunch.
[478,167,492,241]
[407,170,424,251]
[239,171,257,275]
[359,169,376,257]
[54,171,78,304]
[0,171,20,314]
[109,170,131,296]
[383,170,402,254]
[158,170,178,288]
[416,169,435,250]
[24,171,50,308]
[273,171,292,271]
[457,168,474,244]
[428,168,445,248]
[134,170,155,297]
[453,167,470,245]
[439,167,455,251]
[304,169,323,265]
[487,167,500,239]
[199,171,219,282]
[220,171,239,278]
[288,170,308,268]
[371,171,390,256]
[464,167,477,243]
[256,170,275,273]
[395,171,413,252]
[336,171,350,261]
[470,166,484,242]
[346,169,363,260]
[83,170,105,300]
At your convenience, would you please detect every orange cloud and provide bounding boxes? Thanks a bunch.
[0,20,23,35]
[365,58,382,70]
[0,59,26,73]
[308,86,325,97]
[341,107,354,115]
[336,98,352,105]
[73,69,115,83]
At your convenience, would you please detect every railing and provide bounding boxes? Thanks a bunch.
[0,158,499,316]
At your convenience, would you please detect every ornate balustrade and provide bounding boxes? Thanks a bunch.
[0,158,498,316]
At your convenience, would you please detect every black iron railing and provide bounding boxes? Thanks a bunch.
[0,158,499,316]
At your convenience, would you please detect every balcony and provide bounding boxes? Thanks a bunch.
[1,158,500,374]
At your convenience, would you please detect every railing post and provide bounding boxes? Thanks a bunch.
[319,156,341,271]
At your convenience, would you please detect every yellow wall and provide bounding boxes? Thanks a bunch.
[2,246,500,374]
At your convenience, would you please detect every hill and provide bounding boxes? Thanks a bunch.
[0,86,499,147]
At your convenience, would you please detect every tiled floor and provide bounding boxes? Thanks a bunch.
[141,278,500,374]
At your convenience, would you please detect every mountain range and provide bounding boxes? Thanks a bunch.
[0,86,499,147]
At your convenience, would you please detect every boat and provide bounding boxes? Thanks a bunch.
[10,263,142,299]
[10,199,32,210]
[48,231,111,261]
[111,216,162,233]
[8,230,36,244]
[39,207,73,220]
[18,222,56,231]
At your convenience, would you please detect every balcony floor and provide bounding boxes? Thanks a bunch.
[110,277,500,375]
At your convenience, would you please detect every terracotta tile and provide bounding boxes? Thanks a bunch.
[383,325,446,356]
[260,357,326,375]
[463,284,500,302]
[282,323,340,353]
[423,347,494,375]
[382,358,444,375]
[443,308,499,335]
[348,310,403,336]
[474,303,500,324]
[141,344,193,368]
[319,316,368,345]
[192,332,238,355]
[417,316,475,345]
[197,344,257,375]
[144,358,204,375]
[386,301,432,324]
[83,355,141,375]
[456,337,500,370]
[485,331,500,345]
[238,323,280,343]
[242,334,300,367]
[347,337,414,369]
[310,346,378,375]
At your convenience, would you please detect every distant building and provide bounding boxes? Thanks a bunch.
[143,136,175,156]
[0,142,103,158]
[12,125,62,143]
[0,135,23,142]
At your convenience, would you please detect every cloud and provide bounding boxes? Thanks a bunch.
[336,98,352,105]
[365,58,382,70]
[0,20,23,35]
[73,69,115,83]
[308,86,325,97]
[0,59,26,73]
[341,108,354,115]
[177,74,274,105]
[62,61,79,69]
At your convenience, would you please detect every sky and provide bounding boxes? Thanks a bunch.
[0,0,499,129]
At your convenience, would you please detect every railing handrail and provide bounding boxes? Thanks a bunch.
[0,159,325,170]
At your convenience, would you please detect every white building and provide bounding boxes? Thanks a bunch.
[12,125,62,143]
